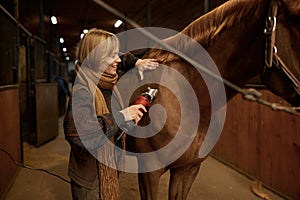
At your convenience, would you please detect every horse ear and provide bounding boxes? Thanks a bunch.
[281,0,300,16]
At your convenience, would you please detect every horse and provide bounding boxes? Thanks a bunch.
[115,0,300,199]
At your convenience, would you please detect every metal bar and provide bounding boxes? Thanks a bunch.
[39,0,44,39]
[147,0,151,27]
[204,0,210,13]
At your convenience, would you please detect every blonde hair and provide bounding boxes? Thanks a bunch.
[76,28,119,69]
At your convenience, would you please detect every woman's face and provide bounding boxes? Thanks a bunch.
[102,50,121,75]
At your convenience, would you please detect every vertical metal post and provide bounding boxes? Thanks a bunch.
[13,0,19,19]
[147,0,151,27]
[38,0,44,39]
[147,0,151,47]
[204,0,210,13]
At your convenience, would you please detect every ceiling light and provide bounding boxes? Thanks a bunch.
[51,16,57,25]
[114,20,123,28]
[59,37,64,43]
[63,47,67,52]
[66,57,70,61]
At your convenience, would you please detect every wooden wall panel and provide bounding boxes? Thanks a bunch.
[32,82,58,146]
[0,86,21,198]
[212,90,300,200]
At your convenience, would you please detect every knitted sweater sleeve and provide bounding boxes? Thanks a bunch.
[63,87,124,150]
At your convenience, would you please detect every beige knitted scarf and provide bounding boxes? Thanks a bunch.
[95,72,124,200]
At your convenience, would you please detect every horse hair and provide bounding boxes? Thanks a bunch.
[146,0,268,62]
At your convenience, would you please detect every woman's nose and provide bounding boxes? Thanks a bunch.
[116,56,121,63]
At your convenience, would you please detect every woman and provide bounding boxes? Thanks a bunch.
[63,28,158,200]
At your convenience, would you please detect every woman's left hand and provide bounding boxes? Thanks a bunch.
[135,59,159,80]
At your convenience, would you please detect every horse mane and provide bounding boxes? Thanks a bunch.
[181,0,266,45]
[146,0,267,62]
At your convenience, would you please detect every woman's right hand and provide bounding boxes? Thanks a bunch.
[120,104,147,124]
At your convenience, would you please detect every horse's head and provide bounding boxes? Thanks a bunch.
[261,0,300,106]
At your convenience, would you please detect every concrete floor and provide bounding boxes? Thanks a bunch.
[4,118,287,200]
